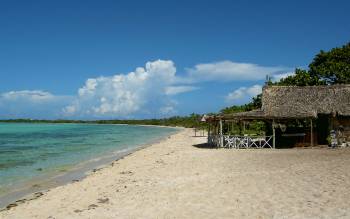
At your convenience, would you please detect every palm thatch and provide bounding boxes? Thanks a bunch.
[222,110,266,120]
[205,85,350,121]
[262,85,350,118]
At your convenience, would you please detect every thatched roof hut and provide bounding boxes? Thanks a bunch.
[205,85,350,121]
[262,85,350,119]
[204,85,350,148]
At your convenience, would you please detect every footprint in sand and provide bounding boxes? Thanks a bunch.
[97,198,109,204]
[88,204,98,209]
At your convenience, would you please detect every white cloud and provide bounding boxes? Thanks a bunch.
[272,71,295,81]
[165,86,199,95]
[159,105,176,115]
[1,59,293,119]
[0,90,72,119]
[246,84,263,96]
[186,61,291,82]
[1,90,55,102]
[226,84,262,103]
[64,60,182,117]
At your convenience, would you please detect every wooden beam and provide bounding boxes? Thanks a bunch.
[310,119,314,147]
[231,122,234,135]
[219,119,223,147]
[272,120,276,149]
[208,123,211,136]
[207,123,211,144]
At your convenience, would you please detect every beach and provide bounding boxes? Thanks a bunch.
[1,128,350,218]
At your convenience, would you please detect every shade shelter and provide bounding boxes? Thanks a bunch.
[204,85,350,148]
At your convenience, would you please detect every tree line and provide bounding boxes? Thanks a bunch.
[0,114,206,129]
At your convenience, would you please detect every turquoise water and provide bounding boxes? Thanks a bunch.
[0,123,177,196]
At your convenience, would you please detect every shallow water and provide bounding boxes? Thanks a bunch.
[0,123,177,199]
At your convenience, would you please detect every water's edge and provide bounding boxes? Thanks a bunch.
[0,125,183,209]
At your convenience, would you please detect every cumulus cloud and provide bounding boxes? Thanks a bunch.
[186,61,291,82]
[165,86,199,95]
[226,84,262,103]
[1,59,293,119]
[64,60,181,117]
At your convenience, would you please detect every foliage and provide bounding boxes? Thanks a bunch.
[219,42,350,135]
[250,93,262,109]
[220,105,248,114]
[0,113,208,129]
[272,68,325,86]
[220,94,262,114]
[219,94,264,135]
[272,42,350,86]
[309,42,350,84]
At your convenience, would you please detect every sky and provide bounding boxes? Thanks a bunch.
[0,0,349,119]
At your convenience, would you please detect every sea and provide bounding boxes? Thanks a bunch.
[0,123,178,207]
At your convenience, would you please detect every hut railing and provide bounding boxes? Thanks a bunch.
[208,135,222,147]
[208,134,273,149]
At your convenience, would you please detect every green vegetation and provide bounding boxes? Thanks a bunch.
[234,41,350,116]
[272,42,350,86]
[309,42,350,84]
[0,113,207,129]
[220,94,262,114]
[220,42,350,135]
[273,68,325,86]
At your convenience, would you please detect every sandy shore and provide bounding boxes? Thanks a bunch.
[1,129,350,218]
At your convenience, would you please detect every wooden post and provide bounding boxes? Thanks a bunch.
[272,120,276,149]
[208,123,211,136]
[207,123,211,144]
[214,121,219,147]
[239,121,242,135]
[232,121,234,135]
[219,119,224,147]
[310,119,313,147]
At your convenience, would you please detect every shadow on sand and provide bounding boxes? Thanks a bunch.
[192,142,217,149]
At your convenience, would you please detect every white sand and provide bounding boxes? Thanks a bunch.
[1,129,350,219]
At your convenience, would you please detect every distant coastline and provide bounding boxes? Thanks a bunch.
[0,114,206,129]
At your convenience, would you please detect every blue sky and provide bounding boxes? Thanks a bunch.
[0,0,349,119]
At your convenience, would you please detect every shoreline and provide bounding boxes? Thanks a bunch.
[0,126,183,210]
[2,129,350,218]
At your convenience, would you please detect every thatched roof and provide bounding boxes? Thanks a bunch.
[262,85,350,118]
[205,85,350,122]
[222,110,266,120]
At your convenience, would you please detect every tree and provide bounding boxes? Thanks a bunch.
[249,93,262,109]
[273,68,325,86]
[220,105,247,114]
[219,94,262,114]
[309,42,350,84]
[271,42,350,86]
[221,42,350,115]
